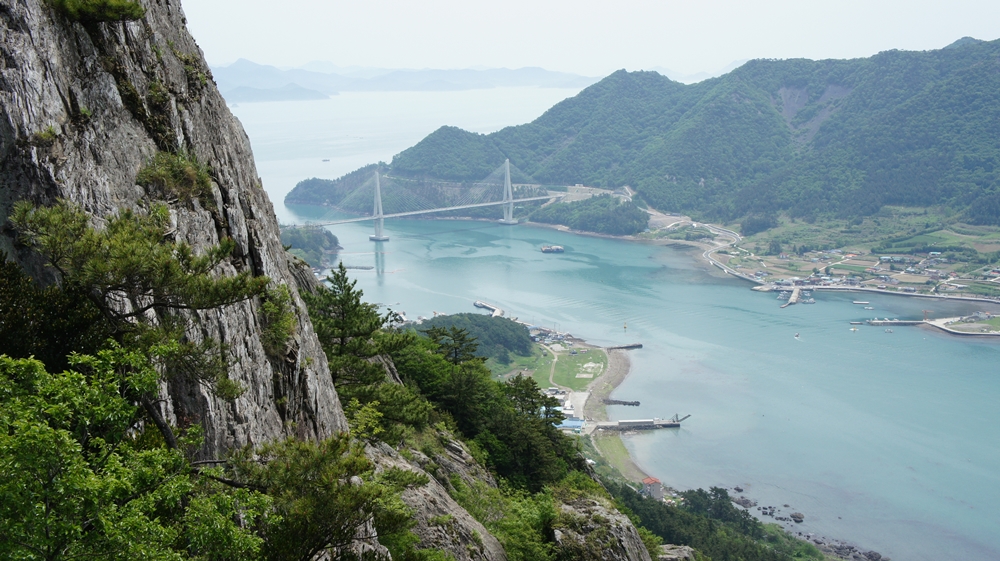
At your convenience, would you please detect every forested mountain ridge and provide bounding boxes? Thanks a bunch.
[292,37,1000,226]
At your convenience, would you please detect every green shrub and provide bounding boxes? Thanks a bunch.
[137,151,213,204]
[48,0,145,22]
[259,285,296,357]
[30,125,59,146]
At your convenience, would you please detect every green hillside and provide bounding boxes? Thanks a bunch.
[287,37,1000,228]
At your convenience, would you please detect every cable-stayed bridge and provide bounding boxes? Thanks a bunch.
[300,160,563,241]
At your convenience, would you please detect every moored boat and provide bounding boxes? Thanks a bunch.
[541,245,565,253]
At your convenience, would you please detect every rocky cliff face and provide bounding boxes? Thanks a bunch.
[0,0,347,454]
[371,441,509,561]
[0,4,657,560]
[553,496,654,561]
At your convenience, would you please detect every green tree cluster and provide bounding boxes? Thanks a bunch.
[608,482,822,561]
[529,195,649,235]
[1,202,427,560]
[418,312,533,364]
[305,265,581,491]
[281,225,340,267]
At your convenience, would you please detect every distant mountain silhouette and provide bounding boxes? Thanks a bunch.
[212,59,600,94]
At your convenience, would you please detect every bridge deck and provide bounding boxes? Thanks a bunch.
[302,194,563,227]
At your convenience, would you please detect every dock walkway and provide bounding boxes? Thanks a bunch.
[473,300,504,317]
[780,287,801,308]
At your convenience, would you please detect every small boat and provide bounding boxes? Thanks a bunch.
[541,245,564,253]
[850,327,859,332]
[850,321,863,325]
[794,333,800,339]
[853,301,870,305]
[885,329,894,333]
[864,306,874,310]
[322,158,330,162]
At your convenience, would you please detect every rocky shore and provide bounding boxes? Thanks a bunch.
[729,491,888,561]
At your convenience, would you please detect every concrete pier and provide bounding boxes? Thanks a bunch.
[780,287,801,308]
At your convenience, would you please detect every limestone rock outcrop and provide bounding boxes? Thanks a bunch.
[553,496,654,561]
[370,441,508,561]
[0,0,347,455]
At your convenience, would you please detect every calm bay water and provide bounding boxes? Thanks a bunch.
[237,92,1000,561]
[287,210,1000,561]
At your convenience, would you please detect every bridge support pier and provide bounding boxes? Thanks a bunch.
[498,158,518,225]
[369,171,390,241]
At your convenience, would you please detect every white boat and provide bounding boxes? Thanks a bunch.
[864,306,874,310]
[853,301,870,305]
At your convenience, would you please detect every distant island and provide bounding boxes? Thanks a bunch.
[223,83,330,103]
[212,59,601,96]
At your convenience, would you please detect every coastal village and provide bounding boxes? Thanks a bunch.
[636,213,1000,336]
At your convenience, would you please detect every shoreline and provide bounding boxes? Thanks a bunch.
[575,346,887,561]
[525,218,1000,317]
[581,348,656,484]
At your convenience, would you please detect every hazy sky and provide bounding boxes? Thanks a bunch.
[182,0,1000,76]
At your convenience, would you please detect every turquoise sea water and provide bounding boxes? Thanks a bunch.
[286,210,1000,561]
[235,93,1000,561]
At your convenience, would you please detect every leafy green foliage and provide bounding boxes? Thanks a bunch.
[0,256,112,372]
[47,0,145,23]
[303,263,412,391]
[11,201,268,331]
[389,126,509,181]
[136,152,213,206]
[421,313,532,362]
[607,481,803,561]
[3,202,438,560]
[0,349,430,561]
[303,263,432,443]
[0,349,263,561]
[259,285,296,357]
[280,225,339,267]
[11,201,270,442]
[741,214,779,236]
[680,487,764,538]
[529,194,649,235]
[449,478,556,561]
[391,337,578,491]
[228,435,427,560]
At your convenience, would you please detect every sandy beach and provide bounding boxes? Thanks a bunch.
[581,348,653,483]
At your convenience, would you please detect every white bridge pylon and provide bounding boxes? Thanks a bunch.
[369,171,389,241]
[499,159,517,225]
[312,159,562,241]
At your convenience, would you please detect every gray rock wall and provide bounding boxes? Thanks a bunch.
[554,497,654,561]
[0,0,347,455]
